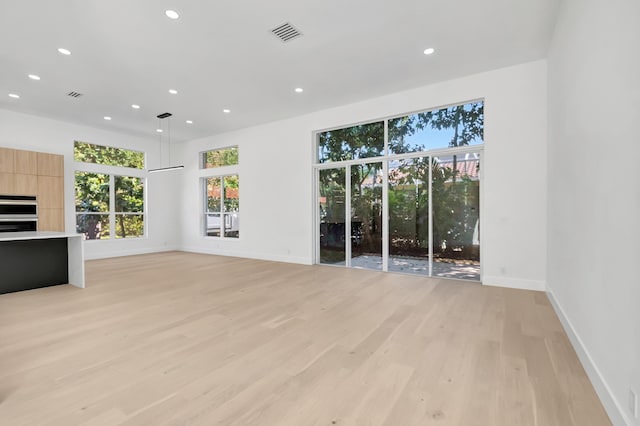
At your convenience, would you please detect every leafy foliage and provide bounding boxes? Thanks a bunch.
[203,147,239,168]
[115,176,144,238]
[318,122,384,163]
[74,141,144,169]
[389,101,484,154]
[319,101,483,261]
[74,142,145,240]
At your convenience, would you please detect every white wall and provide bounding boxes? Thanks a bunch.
[547,0,640,424]
[178,60,548,289]
[0,109,180,259]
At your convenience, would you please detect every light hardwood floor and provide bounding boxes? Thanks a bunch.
[0,252,610,425]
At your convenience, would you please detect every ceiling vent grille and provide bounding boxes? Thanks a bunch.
[271,22,302,42]
[67,91,83,98]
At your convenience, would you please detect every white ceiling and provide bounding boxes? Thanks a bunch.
[0,0,559,143]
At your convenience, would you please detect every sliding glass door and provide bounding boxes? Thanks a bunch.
[432,153,480,279]
[315,100,483,281]
[350,162,383,270]
[319,168,346,265]
[388,157,430,275]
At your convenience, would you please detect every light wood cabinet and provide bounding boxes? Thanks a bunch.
[14,174,38,196]
[1,147,65,232]
[37,152,64,177]
[37,176,64,209]
[36,153,65,231]
[38,208,65,232]
[0,172,15,194]
[14,150,38,175]
[0,148,15,173]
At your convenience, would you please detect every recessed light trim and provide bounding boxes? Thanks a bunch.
[223,109,230,114]
[28,74,41,80]
[156,129,163,133]
[104,116,112,121]
[423,47,435,55]
[295,87,303,93]
[168,89,178,94]
[131,104,140,109]
[8,93,20,99]
[58,48,71,55]
[186,120,193,124]
[165,10,179,19]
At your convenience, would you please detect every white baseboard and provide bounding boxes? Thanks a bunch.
[547,290,631,426]
[482,275,546,291]
[83,246,179,260]
[180,246,311,266]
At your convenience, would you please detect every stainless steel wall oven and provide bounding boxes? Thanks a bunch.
[0,195,38,232]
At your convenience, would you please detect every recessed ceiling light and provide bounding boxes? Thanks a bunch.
[223,109,230,114]
[186,120,193,124]
[28,74,41,80]
[8,93,20,99]
[295,87,303,93]
[156,129,163,133]
[131,104,140,109]
[104,116,112,121]
[58,48,71,55]
[169,89,178,94]
[423,48,435,55]
[165,10,179,19]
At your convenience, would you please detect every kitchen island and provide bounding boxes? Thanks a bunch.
[0,231,84,294]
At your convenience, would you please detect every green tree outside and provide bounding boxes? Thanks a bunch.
[74,141,145,239]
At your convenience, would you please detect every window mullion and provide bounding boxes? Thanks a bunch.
[110,174,116,239]
[220,175,225,239]
[428,157,433,277]
[345,166,351,267]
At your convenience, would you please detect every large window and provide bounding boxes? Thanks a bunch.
[201,146,239,169]
[74,141,144,169]
[75,173,145,240]
[388,102,484,154]
[315,100,483,281]
[204,175,239,238]
[74,141,145,240]
[318,122,384,163]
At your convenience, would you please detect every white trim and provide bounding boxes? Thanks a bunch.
[479,150,484,282]
[313,97,485,135]
[74,170,147,240]
[73,141,146,171]
[382,121,389,272]
[547,290,629,426]
[428,156,433,276]
[197,145,239,170]
[482,275,546,291]
[313,145,484,171]
[313,167,319,264]
[381,159,389,272]
[83,245,179,260]
[345,165,351,267]
[201,174,240,239]
[181,246,310,265]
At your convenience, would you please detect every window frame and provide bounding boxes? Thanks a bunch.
[199,145,239,169]
[202,173,240,239]
[314,98,484,163]
[74,147,147,241]
[73,140,146,170]
[312,99,484,281]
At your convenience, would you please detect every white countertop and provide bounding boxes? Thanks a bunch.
[0,231,83,242]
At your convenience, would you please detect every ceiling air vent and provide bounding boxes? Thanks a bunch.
[67,91,83,98]
[271,22,302,43]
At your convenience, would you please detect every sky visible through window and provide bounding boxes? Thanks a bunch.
[403,125,483,152]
